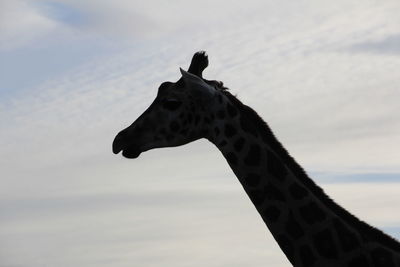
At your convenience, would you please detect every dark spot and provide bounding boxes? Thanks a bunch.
[348,254,370,267]
[194,115,200,125]
[262,206,281,222]
[175,79,184,88]
[162,99,182,111]
[289,183,308,199]
[187,114,193,124]
[267,150,287,181]
[224,124,237,138]
[233,137,245,152]
[264,183,286,202]
[333,218,360,252]
[169,121,180,132]
[214,127,220,137]
[179,129,188,135]
[247,184,285,204]
[260,132,269,144]
[227,103,238,117]
[285,213,304,240]
[216,110,225,119]
[219,140,228,147]
[244,144,261,166]
[226,152,238,166]
[313,229,338,259]
[371,247,395,267]
[210,114,215,120]
[299,245,316,267]
[248,190,265,206]
[244,173,261,187]
[277,235,295,264]
[240,115,258,137]
[361,233,371,243]
[299,201,326,224]
[203,117,211,124]
[218,94,223,103]
[143,117,152,126]
[166,134,174,142]
[182,119,188,126]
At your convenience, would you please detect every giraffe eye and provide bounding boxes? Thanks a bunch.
[162,99,182,111]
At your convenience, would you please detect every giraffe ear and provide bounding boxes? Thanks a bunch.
[180,68,216,102]
[180,68,203,83]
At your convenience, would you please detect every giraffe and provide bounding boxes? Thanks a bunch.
[112,51,400,267]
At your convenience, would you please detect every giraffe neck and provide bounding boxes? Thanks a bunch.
[204,91,400,266]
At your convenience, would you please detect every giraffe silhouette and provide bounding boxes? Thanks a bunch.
[113,51,400,267]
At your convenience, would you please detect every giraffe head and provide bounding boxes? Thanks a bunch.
[112,51,221,158]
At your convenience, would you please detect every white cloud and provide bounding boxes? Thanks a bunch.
[0,0,59,50]
[37,0,264,38]
[1,1,400,266]
[1,179,399,267]
[324,183,400,227]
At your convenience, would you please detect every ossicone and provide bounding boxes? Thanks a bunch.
[188,51,209,78]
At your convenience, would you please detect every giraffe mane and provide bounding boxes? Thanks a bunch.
[216,87,400,253]
[203,78,229,92]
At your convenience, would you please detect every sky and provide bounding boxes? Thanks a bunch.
[1,0,400,266]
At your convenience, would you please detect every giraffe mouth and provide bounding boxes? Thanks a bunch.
[112,136,142,159]
[121,144,142,159]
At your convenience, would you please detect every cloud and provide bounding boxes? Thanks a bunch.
[0,0,264,45]
[34,1,86,26]
[348,34,400,55]
[324,183,400,227]
[0,0,59,50]
[1,0,400,200]
[1,180,399,267]
[1,1,400,266]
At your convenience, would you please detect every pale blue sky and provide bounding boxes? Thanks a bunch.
[1,1,400,266]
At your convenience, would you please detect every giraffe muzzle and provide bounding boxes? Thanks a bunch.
[121,145,141,159]
[112,131,142,159]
